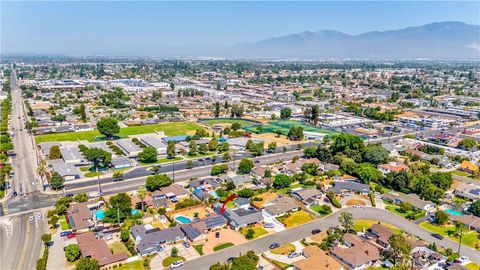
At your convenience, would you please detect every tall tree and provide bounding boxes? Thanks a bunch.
[96,117,120,138]
[137,185,147,213]
[338,212,354,233]
[213,102,221,118]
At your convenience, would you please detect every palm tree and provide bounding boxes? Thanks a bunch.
[37,159,47,183]
[137,186,147,213]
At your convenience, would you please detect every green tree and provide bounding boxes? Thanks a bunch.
[199,143,208,154]
[113,170,124,181]
[49,145,61,159]
[219,142,230,152]
[267,142,277,153]
[470,200,480,217]
[74,193,89,203]
[64,244,81,262]
[171,247,178,257]
[435,211,449,225]
[287,126,304,141]
[338,212,353,233]
[231,122,242,131]
[105,193,132,222]
[211,164,229,175]
[145,174,173,191]
[96,117,120,138]
[208,138,218,152]
[280,108,292,119]
[222,152,231,161]
[245,228,255,239]
[363,144,389,165]
[75,257,100,270]
[273,174,291,189]
[138,147,158,163]
[237,188,254,198]
[167,141,176,158]
[237,158,254,174]
[50,172,65,190]
[458,139,476,150]
[41,233,52,246]
[213,102,221,118]
[137,185,147,213]
[84,147,112,166]
[188,141,198,155]
[301,162,319,176]
[311,105,320,125]
[388,234,412,267]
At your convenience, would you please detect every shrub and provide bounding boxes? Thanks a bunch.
[326,192,342,208]
[369,192,376,207]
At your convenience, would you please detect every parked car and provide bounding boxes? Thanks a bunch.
[104,234,113,241]
[263,223,274,229]
[183,241,190,248]
[227,257,236,263]
[353,204,362,208]
[60,231,72,237]
[311,229,322,234]
[29,216,34,222]
[287,252,300,259]
[431,233,444,240]
[170,261,184,269]
[215,232,220,238]
[67,233,76,239]
[36,213,43,220]
[269,243,280,249]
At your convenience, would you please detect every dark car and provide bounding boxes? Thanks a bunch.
[269,243,280,249]
[311,229,322,234]
[431,233,444,240]
[60,231,72,237]
[227,257,236,263]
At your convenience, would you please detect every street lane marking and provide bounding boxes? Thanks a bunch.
[17,218,30,270]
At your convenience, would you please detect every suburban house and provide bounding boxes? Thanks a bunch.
[289,187,323,205]
[66,202,95,232]
[251,167,268,178]
[292,245,344,270]
[60,146,86,165]
[368,224,394,249]
[377,163,409,175]
[152,184,189,203]
[115,139,142,157]
[215,203,263,230]
[458,160,479,174]
[180,214,226,243]
[454,183,480,201]
[330,181,371,195]
[111,156,136,170]
[448,215,480,232]
[76,232,128,267]
[410,246,447,270]
[130,224,186,255]
[230,175,253,188]
[263,196,300,217]
[382,192,434,212]
[51,162,81,180]
[330,233,380,270]
[139,136,167,155]
[189,178,220,191]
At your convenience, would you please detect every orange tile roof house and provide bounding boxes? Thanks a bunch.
[76,232,128,267]
[330,234,380,270]
[292,245,344,270]
[459,160,479,174]
[377,163,409,175]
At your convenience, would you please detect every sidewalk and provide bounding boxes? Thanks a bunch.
[46,231,66,270]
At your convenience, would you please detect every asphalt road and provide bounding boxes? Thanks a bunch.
[181,207,480,270]
[0,69,47,270]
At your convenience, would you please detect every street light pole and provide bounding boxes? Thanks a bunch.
[96,161,102,195]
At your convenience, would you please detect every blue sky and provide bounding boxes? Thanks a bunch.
[1,1,479,56]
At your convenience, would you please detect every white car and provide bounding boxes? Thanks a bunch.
[29,215,34,222]
[287,252,300,258]
[36,213,43,220]
[170,260,184,269]
[353,204,362,208]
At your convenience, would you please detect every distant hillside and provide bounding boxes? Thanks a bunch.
[227,22,480,60]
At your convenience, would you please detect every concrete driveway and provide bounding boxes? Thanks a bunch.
[262,210,286,232]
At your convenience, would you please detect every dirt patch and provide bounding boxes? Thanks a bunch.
[251,133,302,146]
[251,192,278,209]
[346,199,367,206]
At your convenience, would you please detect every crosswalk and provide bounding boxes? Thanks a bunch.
[0,218,13,237]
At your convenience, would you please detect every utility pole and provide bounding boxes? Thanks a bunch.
[96,161,102,195]
[232,147,236,171]
[172,160,175,181]
[117,204,120,225]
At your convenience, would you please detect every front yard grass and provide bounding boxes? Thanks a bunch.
[84,171,104,178]
[385,203,425,220]
[109,241,132,257]
[464,263,480,270]
[277,183,302,194]
[58,215,71,230]
[139,156,183,165]
[419,221,480,250]
[213,242,235,252]
[277,210,314,228]
[241,226,268,240]
[194,244,204,255]
[162,256,185,267]
[117,260,145,270]
[353,219,402,234]
[270,243,295,255]
[310,204,332,217]
[35,121,202,143]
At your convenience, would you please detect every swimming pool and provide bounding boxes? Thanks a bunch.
[131,209,139,215]
[444,209,463,216]
[209,191,219,199]
[95,210,105,220]
[175,215,192,224]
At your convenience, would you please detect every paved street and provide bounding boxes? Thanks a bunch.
[181,207,480,270]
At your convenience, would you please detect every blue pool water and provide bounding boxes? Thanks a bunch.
[175,215,192,224]
[209,191,219,199]
[444,209,463,216]
[131,209,139,215]
[95,210,105,220]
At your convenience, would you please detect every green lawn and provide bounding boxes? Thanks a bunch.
[243,120,338,136]
[35,121,202,143]
[79,166,91,172]
[241,226,268,240]
[213,242,235,252]
[139,156,183,165]
[271,243,296,255]
[385,203,425,220]
[194,244,204,255]
[420,222,480,249]
[452,170,472,177]
[84,171,104,178]
[109,241,132,257]
[310,204,332,217]
[200,118,259,127]
[277,210,314,228]
[277,183,302,194]
[58,215,70,230]
[117,260,145,270]
[162,256,185,267]
[353,219,402,234]
[465,263,480,270]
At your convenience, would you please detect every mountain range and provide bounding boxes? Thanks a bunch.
[224,22,480,59]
